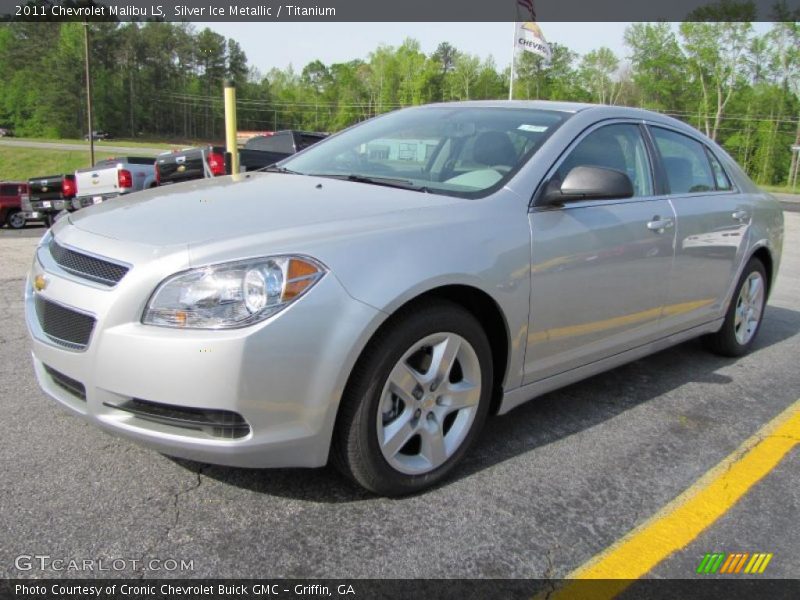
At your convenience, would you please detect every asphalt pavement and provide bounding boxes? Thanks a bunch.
[775,193,800,213]
[0,212,797,581]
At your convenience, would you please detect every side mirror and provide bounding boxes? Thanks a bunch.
[541,165,634,205]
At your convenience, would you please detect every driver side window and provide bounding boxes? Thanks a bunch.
[556,124,654,197]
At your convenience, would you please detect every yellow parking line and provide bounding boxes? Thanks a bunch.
[544,398,800,600]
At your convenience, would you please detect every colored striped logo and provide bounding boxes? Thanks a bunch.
[696,552,773,574]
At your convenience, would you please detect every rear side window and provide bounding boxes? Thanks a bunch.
[651,127,715,194]
[0,184,18,196]
[706,150,733,191]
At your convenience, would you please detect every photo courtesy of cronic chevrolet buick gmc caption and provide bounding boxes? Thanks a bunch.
[25,101,783,496]
[14,584,354,597]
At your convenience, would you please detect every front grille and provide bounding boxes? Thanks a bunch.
[35,296,95,350]
[49,238,129,286]
[44,365,86,400]
[105,398,250,439]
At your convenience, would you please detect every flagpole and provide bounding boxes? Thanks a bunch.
[509,21,516,100]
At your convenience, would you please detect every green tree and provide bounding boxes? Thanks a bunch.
[449,52,481,100]
[680,2,754,140]
[514,43,578,100]
[624,22,687,110]
[579,47,621,105]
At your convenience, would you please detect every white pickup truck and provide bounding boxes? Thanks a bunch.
[73,157,157,210]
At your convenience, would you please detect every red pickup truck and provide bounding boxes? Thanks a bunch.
[0,181,29,229]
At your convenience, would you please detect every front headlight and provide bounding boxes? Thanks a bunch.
[142,255,326,329]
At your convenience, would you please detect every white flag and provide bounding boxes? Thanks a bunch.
[515,21,551,61]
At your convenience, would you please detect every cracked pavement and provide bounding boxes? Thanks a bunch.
[0,213,798,579]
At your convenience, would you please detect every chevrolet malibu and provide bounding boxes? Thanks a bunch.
[26,101,783,495]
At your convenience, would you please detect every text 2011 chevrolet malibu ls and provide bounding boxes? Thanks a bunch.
[26,101,783,495]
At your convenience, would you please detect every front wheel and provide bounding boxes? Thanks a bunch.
[704,258,767,357]
[332,300,493,496]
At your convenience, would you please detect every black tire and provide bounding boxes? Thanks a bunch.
[44,214,54,228]
[332,300,493,496]
[703,258,767,357]
[5,209,26,229]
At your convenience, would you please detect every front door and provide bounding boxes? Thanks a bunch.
[524,122,676,383]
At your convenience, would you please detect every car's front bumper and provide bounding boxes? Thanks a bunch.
[25,228,383,468]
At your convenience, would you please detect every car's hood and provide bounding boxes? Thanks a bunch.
[68,172,461,247]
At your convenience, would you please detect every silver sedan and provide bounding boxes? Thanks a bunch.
[25,101,784,495]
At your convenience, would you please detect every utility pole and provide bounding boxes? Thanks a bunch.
[83,21,95,166]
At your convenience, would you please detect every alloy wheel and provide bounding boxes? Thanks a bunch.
[734,271,765,345]
[376,332,482,475]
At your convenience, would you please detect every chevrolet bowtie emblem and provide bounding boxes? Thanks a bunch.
[33,275,48,292]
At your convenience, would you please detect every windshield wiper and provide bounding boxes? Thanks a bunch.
[261,165,302,175]
[314,173,430,193]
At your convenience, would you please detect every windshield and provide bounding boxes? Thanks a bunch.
[280,106,570,198]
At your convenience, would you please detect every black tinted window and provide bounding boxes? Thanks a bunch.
[651,127,715,194]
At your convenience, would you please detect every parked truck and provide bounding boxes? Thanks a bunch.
[0,181,29,229]
[73,157,157,210]
[155,130,327,186]
[23,174,76,227]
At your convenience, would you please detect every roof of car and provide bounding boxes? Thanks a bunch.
[424,100,595,113]
[416,100,700,137]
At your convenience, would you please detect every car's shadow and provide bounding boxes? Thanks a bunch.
[170,304,800,503]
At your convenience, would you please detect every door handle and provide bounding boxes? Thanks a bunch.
[647,217,674,232]
[732,210,750,222]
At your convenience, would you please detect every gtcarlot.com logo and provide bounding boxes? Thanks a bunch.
[696,552,773,574]
[14,554,194,573]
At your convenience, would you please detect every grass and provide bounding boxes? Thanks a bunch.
[760,184,799,195]
[0,146,117,181]
[8,136,202,150]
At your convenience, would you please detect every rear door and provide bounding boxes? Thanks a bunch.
[647,125,750,334]
[524,121,676,383]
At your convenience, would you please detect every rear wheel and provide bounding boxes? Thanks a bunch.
[5,209,26,229]
[332,300,492,496]
[704,258,767,357]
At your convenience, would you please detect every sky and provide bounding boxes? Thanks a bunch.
[202,22,635,74]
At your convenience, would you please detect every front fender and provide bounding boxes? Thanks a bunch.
[322,192,532,391]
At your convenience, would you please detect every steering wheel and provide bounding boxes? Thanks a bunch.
[334,149,368,171]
